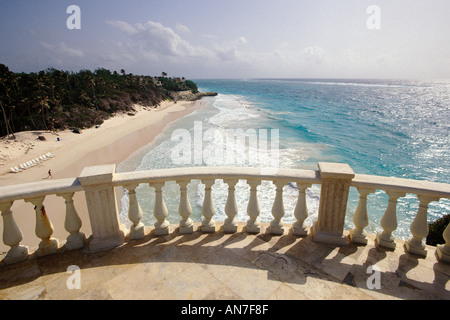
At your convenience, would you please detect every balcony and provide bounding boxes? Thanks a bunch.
[0,162,449,300]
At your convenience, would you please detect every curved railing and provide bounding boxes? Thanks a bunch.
[1,162,449,266]
[114,166,321,237]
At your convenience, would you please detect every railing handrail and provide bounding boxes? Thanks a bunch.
[352,173,450,199]
[113,166,321,186]
[0,177,82,203]
[1,168,448,202]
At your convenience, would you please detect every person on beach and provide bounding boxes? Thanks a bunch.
[47,169,53,179]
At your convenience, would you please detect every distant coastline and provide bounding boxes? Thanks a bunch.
[0,64,216,138]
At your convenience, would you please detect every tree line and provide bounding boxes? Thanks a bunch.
[0,64,198,138]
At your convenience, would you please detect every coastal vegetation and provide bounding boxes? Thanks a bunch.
[0,64,201,137]
[427,214,450,246]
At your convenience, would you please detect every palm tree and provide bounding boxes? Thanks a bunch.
[0,64,16,138]
[0,100,15,138]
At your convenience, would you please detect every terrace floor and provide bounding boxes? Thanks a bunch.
[0,223,449,300]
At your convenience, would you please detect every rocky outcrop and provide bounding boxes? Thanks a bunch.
[170,91,218,101]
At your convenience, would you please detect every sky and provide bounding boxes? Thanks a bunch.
[1,0,450,79]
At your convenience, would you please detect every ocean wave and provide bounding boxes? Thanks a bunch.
[301,81,410,88]
[206,94,265,127]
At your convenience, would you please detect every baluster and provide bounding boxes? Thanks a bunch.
[26,197,59,257]
[437,222,450,263]
[405,195,439,257]
[224,179,239,233]
[291,183,312,236]
[246,180,261,234]
[349,188,375,244]
[151,182,170,236]
[126,185,145,240]
[58,193,86,250]
[269,180,286,235]
[201,179,216,233]
[376,191,405,249]
[0,202,28,265]
[177,180,194,234]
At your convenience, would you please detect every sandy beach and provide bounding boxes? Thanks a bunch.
[0,99,206,252]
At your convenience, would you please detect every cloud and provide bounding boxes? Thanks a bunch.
[106,19,253,71]
[176,23,190,34]
[301,46,327,65]
[212,37,248,61]
[262,45,328,67]
[372,54,401,66]
[200,34,218,40]
[227,43,334,78]
[107,20,207,59]
[106,20,138,36]
[40,42,84,58]
[215,46,239,61]
[238,37,248,45]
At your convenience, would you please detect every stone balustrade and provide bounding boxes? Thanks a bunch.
[0,177,83,264]
[1,162,449,266]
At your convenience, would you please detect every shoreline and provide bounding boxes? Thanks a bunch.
[0,99,208,252]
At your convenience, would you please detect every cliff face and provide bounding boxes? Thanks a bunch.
[170,90,218,101]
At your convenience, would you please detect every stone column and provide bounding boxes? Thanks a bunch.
[58,192,86,250]
[437,223,450,263]
[405,195,439,257]
[201,179,216,233]
[151,182,170,236]
[26,197,59,257]
[78,165,126,252]
[125,184,145,240]
[0,201,28,265]
[376,191,405,249]
[291,183,312,236]
[246,180,261,234]
[349,188,375,245]
[223,179,239,233]
[311,162,355,246]
[268,180,287,235]
[177,180,194,234]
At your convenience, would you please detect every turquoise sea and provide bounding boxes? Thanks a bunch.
[117,79,450,240]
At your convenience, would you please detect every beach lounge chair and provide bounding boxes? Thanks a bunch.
[46,152,55,158]
[10,167,19,173]
[40,155,47,161]
[20,163,28,170]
